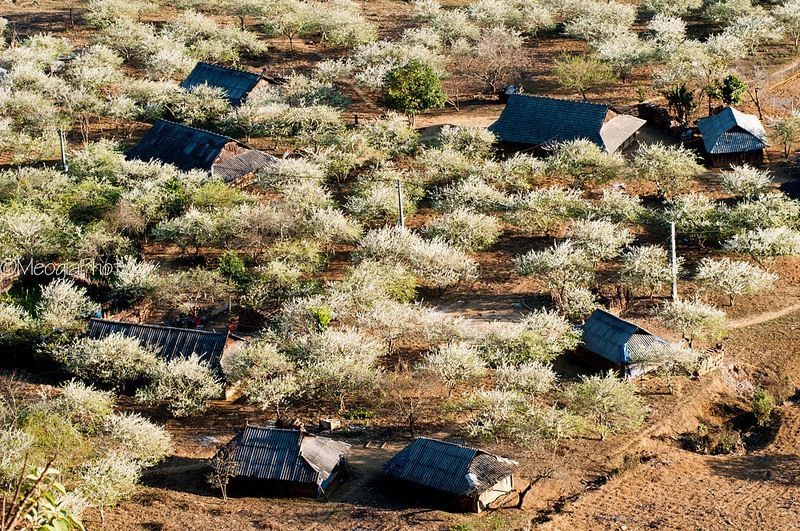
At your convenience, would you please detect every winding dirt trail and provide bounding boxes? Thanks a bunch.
[729,301,800,329]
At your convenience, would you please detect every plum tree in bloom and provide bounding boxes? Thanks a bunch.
[773,0,800,48]
[422,208,502,252]
[515,240,594,306]
[657,298,727,347]
[553,54,616,101]
[631,342,704,394]
[565,218,634,262]
[420,342,487,396]
[695,257,777,306]
[634,142,704,198]
[719,165,771,199]
[36,279,101,337]
[723,14,782,55]
[495,360,557,403]
[222,340,299,416]
[662,192,723,246]
[723,227,800,260]
[136,354,224,417]
[619,245,676,298]
[480,309,583,366]
[566,371,645,440]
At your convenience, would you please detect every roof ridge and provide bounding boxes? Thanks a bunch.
[89,317,228,337]
[510,94,610,109]
[152,118,232,142]
[194,61,262,78]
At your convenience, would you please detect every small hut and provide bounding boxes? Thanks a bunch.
[696,106,768,167]
[180,62,269,106]
[488,95,645,153]
[87,318,229,369]
[126,119,274,182]
[216,425,350,498]
[577,309,670,379]
[383,438,518,513]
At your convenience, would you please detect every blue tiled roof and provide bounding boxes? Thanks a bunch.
[697,106,768,154]
[126,119,233,172]
[488,95,645,152]
[580,309,668,365]
[87,318,228,368]
[383,438,518,496]
[180,62,263,106]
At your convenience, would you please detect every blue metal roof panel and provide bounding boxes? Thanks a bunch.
[126,119,233,172]
[580,309,668,365]
[488,95,609,149]
[87,318,228,368]
[180,62,263,106]
[383,438,518,496]
[697,107,768,154]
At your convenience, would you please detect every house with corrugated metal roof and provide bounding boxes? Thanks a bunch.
[487,95,646,153]
[126,119,275,182]
[180,62,269,106]
[696,106,768,167]
[383,437,519,512]
[87,318,229,369]
[578,309,670,379]
[216,425,350,498]
[780,178,800,200]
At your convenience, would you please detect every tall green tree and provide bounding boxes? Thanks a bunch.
[553,54,616,101]
[377,60,446,125]
[721,74,747,106]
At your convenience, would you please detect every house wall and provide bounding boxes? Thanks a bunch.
[575,347,637,379]
[229,477,320,498]
[215,141,250,165]
[709,149,764,167]
[476,475,515,512]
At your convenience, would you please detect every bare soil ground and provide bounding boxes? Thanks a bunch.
[6,1,800,529]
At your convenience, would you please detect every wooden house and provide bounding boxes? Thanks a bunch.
[216,425,350,498]
[180,62,269,106]
[696,106,768,167]
[383,437,518,513]
[126,119,275,182]
[577,309,670,379]
[87,318,229,369]
[488,95,646,153]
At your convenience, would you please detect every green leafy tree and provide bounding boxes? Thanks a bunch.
[566,371,645,440]
[720,74,747,106]
[377,60,446,125]
[553,54,616,101]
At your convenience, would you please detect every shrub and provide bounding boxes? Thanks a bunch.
[54,380,114,434]
[422,208,502,251]
[631,342,704,394]
[480,309,582,366]
[36,279,101,337]
[217,251,250,287]
[111,256,161,303]
[0,302,38,351]
[695,257,777,306]
[135,354,223,417]
[561,285,599,321]
[565,218,634,262]
[346,178,420,223]
[657,298,727,347]
[78,454,140,521]
[0,426,34,489]
[495,360,556,400]
[751,389,775,427]
[420,342,487,396]
[619,245,676,298]
[720,165,771,198]
[566,371,645,440]
[156,268,237,314]
[52,333,160,389]
[102,412,172,467]
[303,207,363,244]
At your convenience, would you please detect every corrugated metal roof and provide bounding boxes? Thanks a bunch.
[600,114,646,153]
[223,426,350,486]
[180,62,263,106]
[86,318,228,368]
[488,95,642,153]
[126,119,239,172]
[383,438,518,496]
[580,309,668,365]
[213,149,276,182]
[780,178,800,200]
[697,107,768,155]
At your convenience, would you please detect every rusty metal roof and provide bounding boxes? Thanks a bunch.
[87,318,228,368]
[383,438,518,496]
[180,62,263,106]
[697,106,768,155]
[213,149,275,182]
[223,426,350,486]
[580,309,668,365]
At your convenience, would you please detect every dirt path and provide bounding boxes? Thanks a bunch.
[729,301,800,329]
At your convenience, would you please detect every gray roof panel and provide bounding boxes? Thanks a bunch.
[87,318,228,368]
[488,95,613,150]
[224,426,350,486]
[180,62,263,106]
[697,107,768,154]
[600,114,646,153]
[580,309,668,364]
[383,438,518,496]
[213,149,276,182]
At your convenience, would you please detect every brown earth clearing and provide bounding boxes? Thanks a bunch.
[4,0,800,530]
